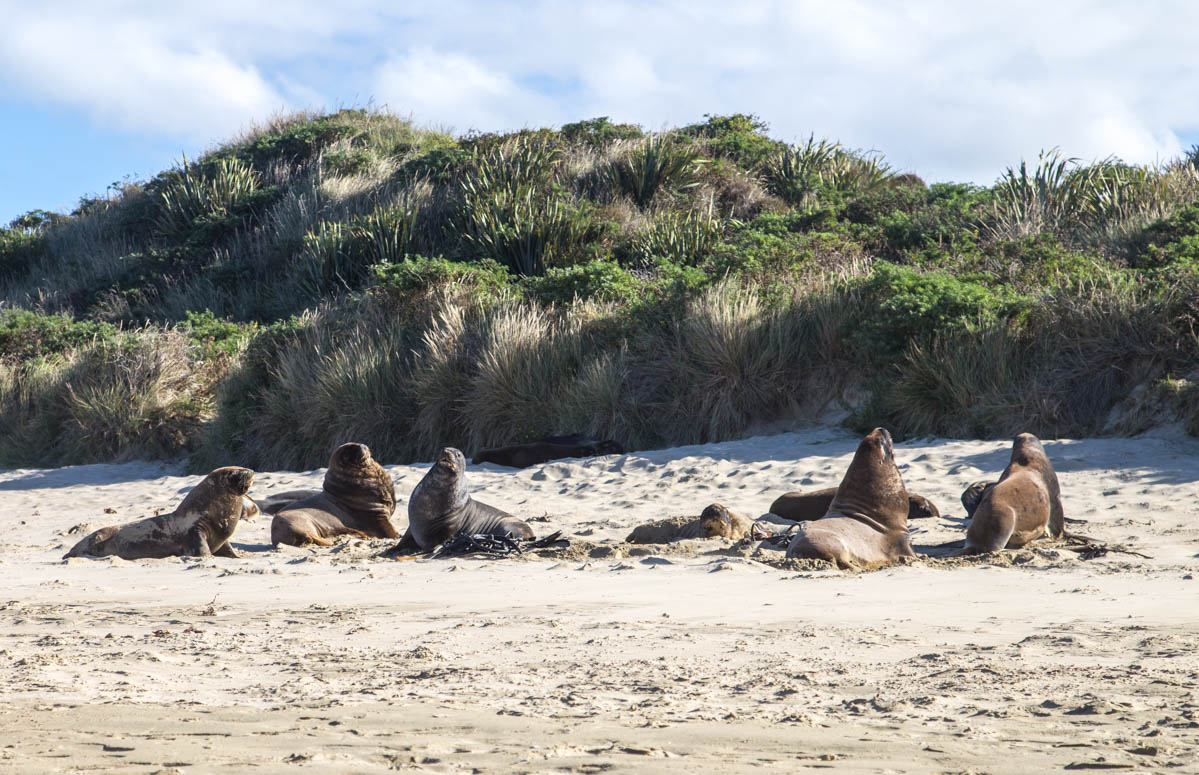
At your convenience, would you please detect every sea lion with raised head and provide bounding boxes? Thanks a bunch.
[472,434,624,468]
[770,488,940,522]
[64,467,254,559]
[270,443,398,547]
[957,434,1063,554]
[388,447,533,554]
[785,428,914,569]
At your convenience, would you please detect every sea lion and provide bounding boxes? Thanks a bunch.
[388,447,533,554]
[64,467,254,560]
[270,443,398,547]
[785,428,914,569]
[957,434,1064,554]
[257,489,323,516]
[698,503,755,539]
[241,496,260,521]
[770,488,940,522]
[625,503,756,543]
[959,481,995,518]
[472,434,624,468]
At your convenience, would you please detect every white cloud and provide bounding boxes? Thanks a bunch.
[3,0,1199,182]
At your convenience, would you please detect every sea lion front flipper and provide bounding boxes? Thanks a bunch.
[213,541,240,559]
[382,529,423,557]
[185,527,214,557]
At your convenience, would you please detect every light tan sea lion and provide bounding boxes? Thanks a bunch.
[270,443,398,547]
[957,434,1064,554]
[770,488,940,522]
[64,467,254,559]
[785,428,914,569]
[386,447,533,555]
[241,496,260,521]
[624,503,755,543]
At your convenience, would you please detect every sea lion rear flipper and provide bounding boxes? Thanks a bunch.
[382,530,422,557]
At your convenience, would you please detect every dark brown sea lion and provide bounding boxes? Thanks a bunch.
[785,428,915,569]
[959,480,995,518]
[770,488,940,522]
[472,434,624,468]
[388,447,533,554]
[270,443,398,547]
[64,467,254,560]
[957,434,1064,554]
[258,489,323,516]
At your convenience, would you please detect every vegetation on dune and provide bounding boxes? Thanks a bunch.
[2,109,1198,470]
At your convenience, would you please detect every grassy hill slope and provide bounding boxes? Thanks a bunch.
[2,109,1198,471]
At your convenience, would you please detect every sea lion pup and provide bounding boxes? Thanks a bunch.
[625,503,755,543]
[64,467,254,560]
[698,503,756,539]
[388,447,533,554]
[472,434,625,468]
[959,481,995,519]
[957,434,1064,555]
[770,488,941,522]
[785,428,914,569]
[270,443,398,547]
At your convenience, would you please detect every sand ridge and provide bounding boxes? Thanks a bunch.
[2,427,1198,772]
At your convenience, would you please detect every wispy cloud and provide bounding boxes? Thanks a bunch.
[3,1,1198,184]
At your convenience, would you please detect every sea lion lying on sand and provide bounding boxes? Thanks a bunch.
[959,480,994,518]
[271,443,398,547]
[472,434,624,468]
[770,488,940,522]
[956,433,1064,555]
[64,467,254,560]
[258,489,322,516]
[625,503,757,543]
[387,447,533,554]
[785,428,915,570]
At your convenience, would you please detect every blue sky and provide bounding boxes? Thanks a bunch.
[3,0,1199,224]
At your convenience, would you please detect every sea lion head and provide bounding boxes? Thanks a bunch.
[906,493,940,520]
[699,503,733,538]
[331,442,372,469]
[434,447,467,477]
[1010,433,1046,468]
[211,466,254,495]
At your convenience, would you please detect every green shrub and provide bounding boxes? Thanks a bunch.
[0,310,119,360]
[179,310,256,360]
[560,116,644,146]
[681,114,780,169]
[850,263,1027,363]
[371,254,512,304]
[522,259,642,305]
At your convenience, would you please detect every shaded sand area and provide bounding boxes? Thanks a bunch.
[2,428,1199,773]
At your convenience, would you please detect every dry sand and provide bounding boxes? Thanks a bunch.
[2,426,1198,773]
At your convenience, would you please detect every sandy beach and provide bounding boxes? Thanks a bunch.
[2,426,1198,773]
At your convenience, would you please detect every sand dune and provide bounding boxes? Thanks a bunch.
[2,426,1198,773]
